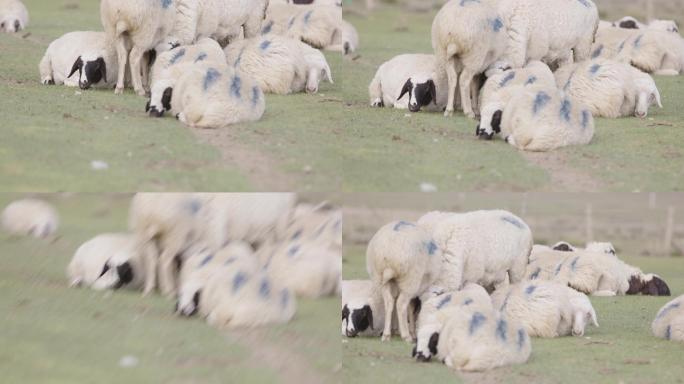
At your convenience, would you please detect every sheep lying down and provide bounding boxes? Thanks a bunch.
[652,294,684,342]
[1,199,59,238]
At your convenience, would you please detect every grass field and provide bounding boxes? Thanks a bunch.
[0,0,346,192]
[340,5,684,192]
[0,194,340,383]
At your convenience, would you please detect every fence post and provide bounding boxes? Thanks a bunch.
[664,206,675,256]
[585,204,593,244]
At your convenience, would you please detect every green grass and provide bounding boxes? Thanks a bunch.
[343,243,684,384]
[340,6,684,192]
[0,194,340,383]
[0,0,346,192]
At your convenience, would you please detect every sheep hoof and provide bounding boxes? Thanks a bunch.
[381,334,391,342]
[42,79,54,85]
[444,109,453,117]
[114,87,124,95]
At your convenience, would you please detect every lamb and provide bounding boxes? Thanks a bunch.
[39,31,122,89]
[368,54,447,112]
[499,86,595,152]
[100,0,177,95]
[555,59,662,118]
[497,0,599,68]
[418,210,533,293]
[652,294,684,342]
[432,0,507,118]
[435,307,531,371]
[492,281,599,338]
[171,65,266,128]
[0,0,28,33]
[342,279,393,337]
[1,199,59,238]
[413,283,493,362]
[224,35,333,95]
[262,4,342,50]
[366,221,443,342]
[476,60,556,139]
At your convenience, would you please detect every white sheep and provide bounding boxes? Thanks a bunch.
[499,86,595,152]
[90,234,157,291]
[616,30,684,75]
[282,202,341,250]
[262,4,342,50]
[476,60,556,139]
[1,199,59,238]
[342,279,394,337]
[591,26,640,60]
[224,35,333,95]
[100,0,177,95]
[555,59,662,118]
[492,280,599,338]
[327,19,359,56]
[432,0,507,118]
[39,31,122,89]
[547,241,615,256]
[419,210,533,293]
[436,307,532,371]
[613,16,679,34]
[366,221,443,342]
[413,283,493,362]
[171,65,266,128]
[269,0,342,7]
[613,16,645,30]
[368,54,447,113]
[0,0,28,33]
[497,0,599,68]
[648,20,679,34]
[652,294,684,342]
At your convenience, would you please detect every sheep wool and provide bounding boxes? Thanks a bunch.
[0,0,28,33]
[1,199,59,238]
[262,4,342,50]
[652,294,684,342]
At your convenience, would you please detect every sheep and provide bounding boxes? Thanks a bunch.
[1,199,59,238]
[368,54,447,113]
[492,281,599,338]
[555,59,662,118]
[282,202,341,250]
[100,0,177,95]
[547,241,615,256]
[67,233,131,288]
[593,28,684,75]
[366,221,443,342]
[270,0,342,7]
[0,0,28,33]
[499,86,595,152]
[200,266,297,329]
[224,35,333,95]
[147,38,227,117]
[497,0,599,68]
[613,16,679,34]
[613,16,645,30]
[648,20,679,34]
[435,307,531,371]
[326,19,359,56]
[413,283,493,362]
[176,241,258,316]
[652,294,684,342]
[262,4,342,50]
[591,26,640,60]
[432,0,507,118]
[476,60,556,139]
[39,31,123,90]
[90,235,158,292]
[418,210,533,293]
[171,65,266,128]
[342,279,396,337]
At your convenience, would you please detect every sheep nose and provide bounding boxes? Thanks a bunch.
[14,20,20,31]
[345,329,358,338]
[415,352,431,362]
[148,106,164,118]
[478,132,494,140]
[409,104,420,113]
[79,81,91,90]
[635,111,646,118]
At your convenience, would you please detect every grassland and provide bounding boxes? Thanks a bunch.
[0,194,340,383]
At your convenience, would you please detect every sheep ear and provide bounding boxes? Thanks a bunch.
[398,79,412,101]
[428,80,437,105]
[654,90,663,108]
[97,57,107,82]
[364,305,373,330]
[491,110,503,133]
[591,309,599,327]
[68,56,83,79]
[428,332,440,355]
[324,64,333,84]
[162,87,173,111]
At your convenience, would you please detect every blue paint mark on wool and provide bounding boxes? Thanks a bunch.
[501,216,525,229]
[198,254,214,268]
[303,10,313,24]
[291,229,303,240]
[195,53,207,63]
[260,40,271,51]
[259,277,271,299]
[618,40,626,53]
[589,64,601,75]
[571,256,580,270]
[525,285,536,295]
[261,21,274,35]
[525,76,537,86]
[393,221,415,231]
[469,312,486,335]
[490,17,504,32]
[287,17,296,29]
[234,49,245,68]
[230,75,242,98]
[280,289,290,308]
[436,295,452,309]
[554,262,564,276]
[499,71,516,87]
[161,0,173,9]
[657,303,680,319]
[426,240,438,255]
[203,68,221,91]
[581,110,591,130]
[634,34,644,48]
[501,293,511,310]
[560,99,572,122]
[463,298,473,305]
[288,245,300,257]
[460,0,480,6]
[530,267,541,279]
[252,86,261,108]
[169,48,186,65]
[517,329,526,350]
[496,319,508,341]
[576,0,591,7]
[224,257,236,265]
[232,272,248,293]
[533,91,551,114]
[666,325,672,340]
[591,45,603,59]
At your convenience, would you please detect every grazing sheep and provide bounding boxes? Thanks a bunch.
[224,35,333,95]
[499,86,595,152]
[366,221,443,342]
[492,281,599,338]
[342,279,394,337]
[0,0,28,33]
[476,60,556,139]
[327,19,359,55]
[39,31,122,89]
[100,0,177,95]
[432,0,507,118]
[1,199,59,238]
[262,4,343,50]
[91,235,158,292]
[418,210,533,293]
[435,307,531,371]
[497,0,599,68]
[652,294,684,342]
[368,54,447,112]
[555,59,662,118]
[413,283,493,362]
[172,66,266,128]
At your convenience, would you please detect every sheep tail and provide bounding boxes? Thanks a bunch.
[381,268,395,285]
[115,21,128,37]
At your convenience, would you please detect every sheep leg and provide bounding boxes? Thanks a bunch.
[444,56,458,117]
[141,51,151,93]
[504,17,528,68]
[407,298,417,341]
[157,247,180,297]
[141,244,157,296]
[129,46,147,96]
[114,36,128,94]
[459,69,476,119]
[396,292,413,342]
[381,283,395,341]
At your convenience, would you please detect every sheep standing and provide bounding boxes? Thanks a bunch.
[366,221,443,342]
[368,54,447,112]
[100,0,177,95]
[224,35,333,95]
[492,281,598,338]
[555,59,662,118]
[1,199,59,238]
[432,0,507,118]
[342,279,393,337]
[652,294,684,342]
[419,210,533,293]
[0,0,28,33]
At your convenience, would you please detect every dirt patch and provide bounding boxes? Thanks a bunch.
[191,129,296,191]
[522,151,603,192]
